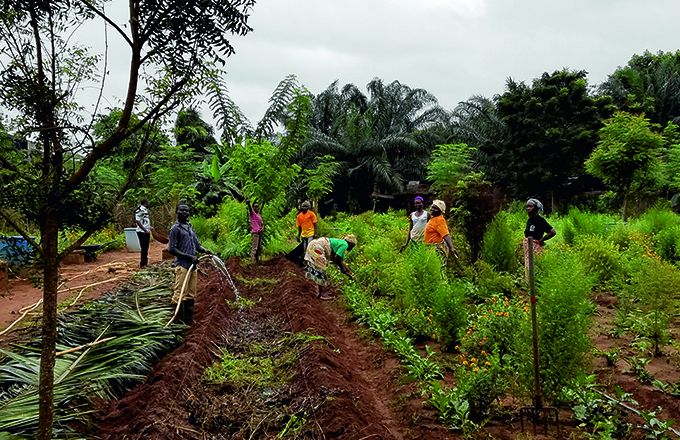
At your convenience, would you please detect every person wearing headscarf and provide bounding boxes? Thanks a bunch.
[424,199,455,259]
[400,196,429,252]
[524,198,557,278]
[303,234,357,300]
[296,200,318,251]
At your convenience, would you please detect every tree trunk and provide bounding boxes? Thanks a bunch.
[37,211,59,440]
[622,191,629,222]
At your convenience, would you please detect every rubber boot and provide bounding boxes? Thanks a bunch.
[182,299,195,325]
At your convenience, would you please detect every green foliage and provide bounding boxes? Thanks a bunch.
[534,249,595,400]
[226,139,301,216]
[430,282,469,347]
[428,381,484,436]
[452,350,506,421]
[617,257,680,355]
[460,295,528,364]
[427,143,477,194]
[599,50,680,125]
[480,211,519,272]
[562,375,634,438]
[302,155,340,206]
[489,69,612,199]
[585,112,664,219]
[560,207,618,246]
[575,236,625,288]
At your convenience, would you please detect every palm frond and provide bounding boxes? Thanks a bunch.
[254,74,298,140]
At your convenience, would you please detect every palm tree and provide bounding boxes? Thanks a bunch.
[301,78,446,211]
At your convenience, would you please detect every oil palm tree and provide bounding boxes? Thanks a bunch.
[302,79,445,211]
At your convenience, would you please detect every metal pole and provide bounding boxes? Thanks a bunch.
[527,237,542,410]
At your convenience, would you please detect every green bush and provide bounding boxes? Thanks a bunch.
[561,208,617,245]
[480,212,518,272]
[430,282,469,347]
[652,224,680,264]
[460,294,528,364]
[534,248,595,401]
[575,235,625,288]
[631,204,679,236]
[453,350,507,421]
[617,257,680,355]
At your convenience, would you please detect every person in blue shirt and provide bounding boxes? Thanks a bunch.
[167,203,211,325]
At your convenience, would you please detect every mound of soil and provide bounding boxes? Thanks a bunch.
[95,257,452,439]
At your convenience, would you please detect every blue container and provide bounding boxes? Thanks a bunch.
[0,236,35,266]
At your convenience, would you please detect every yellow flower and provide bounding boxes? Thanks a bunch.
[485,361,492,366]
[463,360,469,366]
[481,350,487,356]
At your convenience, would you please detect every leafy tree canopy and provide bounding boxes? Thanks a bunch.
[599,50,680,125]
[487,69,614,203]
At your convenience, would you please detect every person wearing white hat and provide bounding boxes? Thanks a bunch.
[424,199,455,258]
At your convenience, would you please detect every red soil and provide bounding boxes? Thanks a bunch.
[0,240,166,333]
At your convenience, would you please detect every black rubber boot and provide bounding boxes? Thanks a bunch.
[182,299,195,326]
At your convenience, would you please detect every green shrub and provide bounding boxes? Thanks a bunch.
[480,212,518,272]
[460,294,528,364]
[561,208,617,245]
[430,282,469,347]
[534,248,594,401]
[617,257,680,355]
[631,204,679,236]
[453,350,507,421]
[575,235,625,288]
[652,225,680,264]
[468,260,516,302]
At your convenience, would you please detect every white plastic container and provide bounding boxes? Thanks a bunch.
[124,228,141,252]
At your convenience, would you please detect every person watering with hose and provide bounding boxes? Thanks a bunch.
[167,203,212,325]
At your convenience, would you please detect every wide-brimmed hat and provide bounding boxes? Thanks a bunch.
[431,199,446,213]
[301,201,311,209]
[343,234,357,246]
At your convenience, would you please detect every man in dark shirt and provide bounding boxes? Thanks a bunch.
[523,198,556,280]
[167,203,211,325]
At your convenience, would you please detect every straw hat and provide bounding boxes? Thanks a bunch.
[432,199,446,213]
[343,234,357,246]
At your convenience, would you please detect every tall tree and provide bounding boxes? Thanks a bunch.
[302,78,445,211]
[0,1,253,438]
[484,69,613,208]
[585,112,664,220]
[599,50,680,126]
[174,108,218,155]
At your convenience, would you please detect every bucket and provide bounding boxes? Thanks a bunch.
[124,228,141,252]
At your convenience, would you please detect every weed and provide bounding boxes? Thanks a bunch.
[226,296,259,309]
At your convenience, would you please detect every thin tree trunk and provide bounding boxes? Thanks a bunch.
[622,191,629,222]
[37,211,59,440]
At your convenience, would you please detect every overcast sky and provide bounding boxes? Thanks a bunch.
[85,0,680,128]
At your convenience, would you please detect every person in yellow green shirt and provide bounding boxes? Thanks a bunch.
[424,199,455,259]
[296,201,318,251]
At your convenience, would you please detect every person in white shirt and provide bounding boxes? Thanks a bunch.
[134,198,152,268]
[400,196,430,251]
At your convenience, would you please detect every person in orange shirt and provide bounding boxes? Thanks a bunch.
[296,201,318,251]
[423,199,455,259]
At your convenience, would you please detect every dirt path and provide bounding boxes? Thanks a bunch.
[0,240,166,333]
[95,257,453,439]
